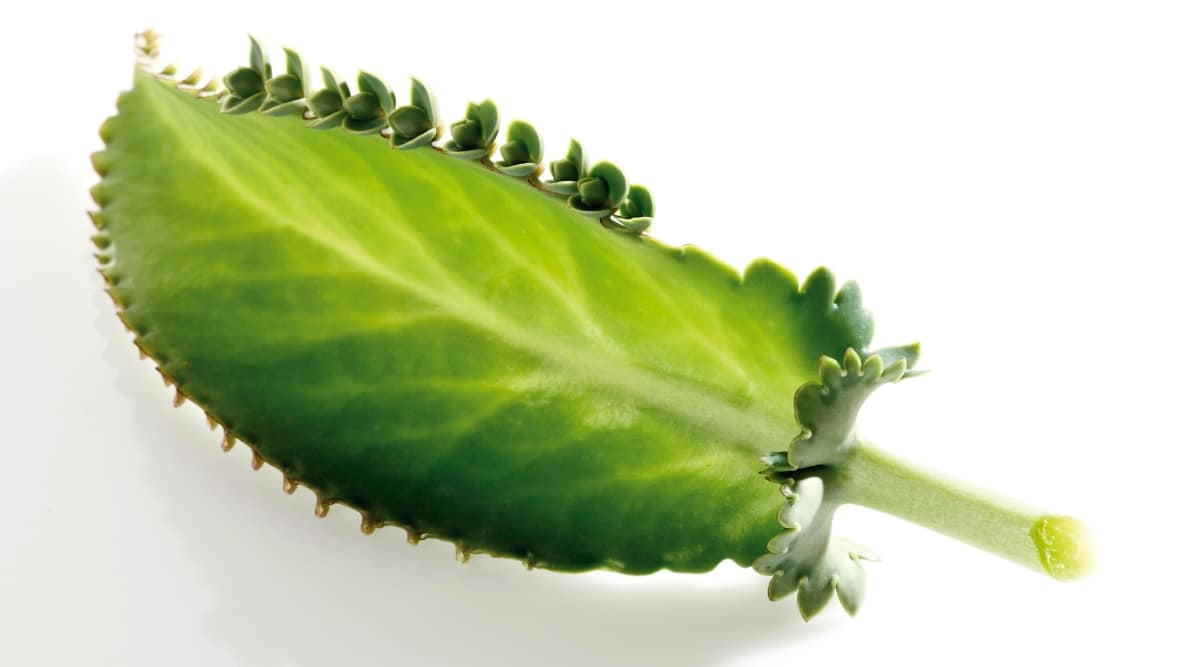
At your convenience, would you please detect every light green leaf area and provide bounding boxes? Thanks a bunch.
[94,72,875,574]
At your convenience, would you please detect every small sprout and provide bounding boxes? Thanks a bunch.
[495,120,543,177]
[134,29,160,61]
[306,67,350,130]
[260,48,308,117]
[179,68,204,87]
[568,162,629,218]
[444,99,499,160]
[342,71,395,135]
[543,139,587,195]
[612,185,654,234]
[221,35,271,115]
[388,78,440,150]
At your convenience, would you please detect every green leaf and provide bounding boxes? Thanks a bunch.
[388,106,432,140]
[505,120,542,163]
[411,77,438,125]
[224,67,264,99]
[344,92,381,119]
[260,98,308,117]
[307,109,346,129]
[357,71,395,114]
[283,47,304,83]
[590,161,628,207]
[621,184,653,219]
[566,138,587,173]
[265,75,303,102]
[549,159,579,182]
[390,127,437,150]
[307,88,344,117]
[320,66,341,93]
[248,34,269,78]
[221,91,266,115]
[450,118,482,148]
[544,139,587,194]
[473,98,499,146]
[95,72,879,575]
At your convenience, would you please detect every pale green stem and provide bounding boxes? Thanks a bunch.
[838,441,1093,581]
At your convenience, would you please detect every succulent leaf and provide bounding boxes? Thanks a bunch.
[94,70,882,577]
[284,47,304,81]
[357,71,395,114]
[411,77,439,126]
[102,34,1093,622]
[248,34,270,78]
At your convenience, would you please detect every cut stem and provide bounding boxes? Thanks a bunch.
[839,442,1093,581]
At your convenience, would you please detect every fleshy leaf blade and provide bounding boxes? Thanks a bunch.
[96,72,880,575]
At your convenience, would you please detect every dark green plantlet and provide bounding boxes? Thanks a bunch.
[387,78,440,149]
[568,162,628,218]
[544,138,587,195]
[444,99,499,159]
[92,33,1094,623]
[613,185,654,234]
[306,67,351,129]
[260,48,308,116]
[496,120,543,177]
[342,71,395,135]
[220,36,271,114]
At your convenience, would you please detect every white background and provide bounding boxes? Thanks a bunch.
[2,2,1198,665]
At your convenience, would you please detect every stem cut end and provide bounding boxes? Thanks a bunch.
[1031,515,1094,581]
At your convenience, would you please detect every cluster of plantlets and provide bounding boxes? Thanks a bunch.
[203,33,654,235]
[91,31,1092,622]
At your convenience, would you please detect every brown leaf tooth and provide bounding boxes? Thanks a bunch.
[455,543,471,564]
[220,429,235,452]
[315,499,331,518]
[405,528,424,545]
[155,368,174,387]
[204,412,218,430]
[250,452,264,470]
[115,311,138,335]
[172,388,185,407]
[282,477,297,494]
[360,515,376,535]
[88,210,105,229]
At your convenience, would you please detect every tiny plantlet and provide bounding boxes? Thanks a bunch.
[91,31,1093,621]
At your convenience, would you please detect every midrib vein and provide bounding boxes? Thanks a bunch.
[136,79,795,455]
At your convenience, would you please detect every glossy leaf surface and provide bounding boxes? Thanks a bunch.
[94,72,877,574]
